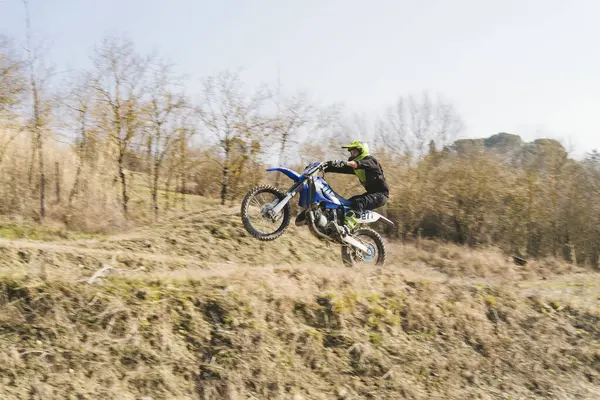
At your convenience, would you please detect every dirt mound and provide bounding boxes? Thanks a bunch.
[1,262,599,399]
[75,207,343,265]
[0,209,598,399]
[0,207,347,284]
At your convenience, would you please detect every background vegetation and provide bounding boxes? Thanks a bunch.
[1,26,599,267]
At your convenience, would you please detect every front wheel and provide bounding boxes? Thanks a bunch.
[241,185,291,241]
[341,228,386,268]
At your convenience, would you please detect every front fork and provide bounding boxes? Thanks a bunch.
[270,192,294,215]
[266,179,305,217]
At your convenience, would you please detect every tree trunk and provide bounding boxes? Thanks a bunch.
[66,159,83,227]
[118,152,129,219]
[152,160,160,221]
[275,135,287,187]
[10,156,18,212]
[27,28,46,220]
[220,145,230,206]
[146,135,153,194]
[34,124,45,219]
[38,142,45,219]
[179,137,187,211]
[66,111,87,227]
[55,161,61,203]
[180,176,186,210]
[27,146,34,185]
[221,166,229,206]
[165,170,172,212]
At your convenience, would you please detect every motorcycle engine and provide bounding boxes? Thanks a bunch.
[313,207,341,237]
[314,209,328,228]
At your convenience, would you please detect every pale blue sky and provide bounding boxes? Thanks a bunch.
[1,0,599,155]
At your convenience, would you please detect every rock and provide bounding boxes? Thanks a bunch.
[336,386,349,399]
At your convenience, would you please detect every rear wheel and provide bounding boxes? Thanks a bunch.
[341,227,386,268]
[241,185,291,241]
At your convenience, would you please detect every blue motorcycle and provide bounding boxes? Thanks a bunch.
[241,161,394,267]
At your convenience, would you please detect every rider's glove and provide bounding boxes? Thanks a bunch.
[326,160,347,169]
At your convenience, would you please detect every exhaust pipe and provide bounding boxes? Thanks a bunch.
[307,210,334,242]
[308,211,370,254]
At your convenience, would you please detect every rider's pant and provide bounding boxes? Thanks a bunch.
[348,192,388,213]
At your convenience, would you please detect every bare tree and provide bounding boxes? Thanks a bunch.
[59,73,96,226]
[159,124,196,212]
[337,112,373,142]
[22,0,54,220]
[144,62,190,220]
[198,70,268,205]
[378,92,464,160]
[267,85,339,185]
[0,36,27,164]
[0,36,26,117]
[270,89,312,183]
[91,36,149,219]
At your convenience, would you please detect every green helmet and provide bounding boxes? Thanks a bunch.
[342,140,370,161]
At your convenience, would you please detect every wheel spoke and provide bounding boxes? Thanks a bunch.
[342,229,385,267]
[250,198,261,208]
[243,188,288,237]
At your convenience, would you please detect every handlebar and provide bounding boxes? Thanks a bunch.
[302,161,327,177]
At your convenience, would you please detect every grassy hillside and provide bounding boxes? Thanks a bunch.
[0,203,598,399]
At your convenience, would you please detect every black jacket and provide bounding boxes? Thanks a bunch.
[325,155,389,196]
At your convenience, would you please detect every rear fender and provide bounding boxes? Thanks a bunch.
[359,211,395,226]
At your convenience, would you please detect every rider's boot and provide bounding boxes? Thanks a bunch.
[342,210,360,235]
[295,209,307,226]
[328,210,360,238]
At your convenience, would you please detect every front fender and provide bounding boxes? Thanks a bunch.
[267,167,302,182]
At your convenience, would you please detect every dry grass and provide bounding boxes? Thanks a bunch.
[395,240,586,281]
[0,207,598,399]
[0,264,598,399]
[0,129,217,234]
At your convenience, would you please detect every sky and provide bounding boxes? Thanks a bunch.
[1,0,599,156]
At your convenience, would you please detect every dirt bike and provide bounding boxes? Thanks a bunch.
[240,161,394,267]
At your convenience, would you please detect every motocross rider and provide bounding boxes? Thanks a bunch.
[324,140,389,233]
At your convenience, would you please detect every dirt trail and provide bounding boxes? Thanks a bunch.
[0,237,203,264]
[0,235,597,309]
[0,225,599,400]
